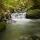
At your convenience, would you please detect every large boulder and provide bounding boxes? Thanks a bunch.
[26,9,40,19]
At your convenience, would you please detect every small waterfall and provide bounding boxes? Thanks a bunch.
[8,12,31,23]
[11,12,26,20]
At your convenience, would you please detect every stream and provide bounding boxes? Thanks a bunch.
[0,12,40,40]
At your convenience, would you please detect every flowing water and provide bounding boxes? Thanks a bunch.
[0,12,40,40]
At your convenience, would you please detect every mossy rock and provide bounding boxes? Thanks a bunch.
[26,9,40,19]
[0,22,6,32]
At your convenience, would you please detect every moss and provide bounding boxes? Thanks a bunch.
[26,9,40,19]
[0,22,6,32]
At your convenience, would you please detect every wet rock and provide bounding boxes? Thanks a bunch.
[25,9,40,19]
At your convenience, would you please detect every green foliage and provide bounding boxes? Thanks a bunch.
[0,0,40,19]
[3,0,33,12]
[32,0,40,9]
[26,0,40,18]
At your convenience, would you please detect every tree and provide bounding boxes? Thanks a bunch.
[26,0,40,19]
[0,0,40,19]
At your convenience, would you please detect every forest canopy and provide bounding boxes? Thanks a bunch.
[0,0,40,19]
[1,0,40,12]
[3,0,33,12]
